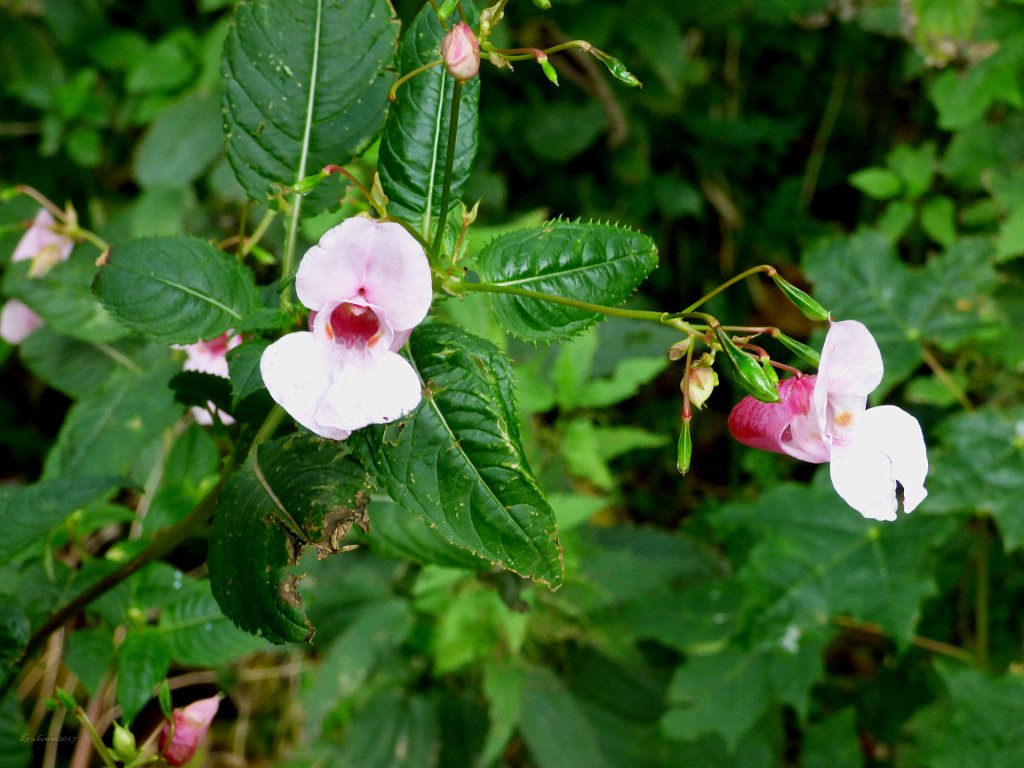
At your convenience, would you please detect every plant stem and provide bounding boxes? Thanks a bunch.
[682,264,774,313]
[240,209,277,259]
[832,615,975,665]
[463,280,697,332]
[975,519,990,668]
[431,79,463,259]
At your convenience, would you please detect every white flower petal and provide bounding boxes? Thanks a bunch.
[814,320,882,436]
[316,351,422,432]
[0,299,42,344]
[829,404,928,520]
[260,332,351,440]
[12,209,72,264]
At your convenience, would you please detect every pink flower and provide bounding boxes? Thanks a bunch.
[1,209,73,344]
[158,695,221,766]
[728,320,928,521]
[260,217,432,440]
[180,332,243,425]
[441,22,480,81]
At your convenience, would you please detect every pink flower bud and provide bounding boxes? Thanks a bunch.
[159,695,221,766]
[685,365,718,410]
[441,22,480,81]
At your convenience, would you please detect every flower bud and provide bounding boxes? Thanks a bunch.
[714,326,780,404]
[112,722,137,761]
[685,365,718,410]
[159,695,221,767]
[441,22,480,82]
[667,338,690,361]
[677,418,692,476]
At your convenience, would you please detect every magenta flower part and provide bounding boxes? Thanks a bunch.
[728,319,928,521]
[180,331,243,425]
[441,21,480,81]
[159,695,221,767]
[1,209,73,344]
[260,217,432,440]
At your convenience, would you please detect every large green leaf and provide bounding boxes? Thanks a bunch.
[116,629,171,724]
[0,693,29,768]
[42,363,183,480]
[368,499,491,571]
[3,249,128,343]
[209,434,373,644]
[475,221,659,342]
[94,236,261,344]
[134,92,223,188]
[903,664,1024,768]
[714,482,956,647]
[337,690,439,768]
[222,0,398,211]
[927,407,1024,548]
[158,584,270,666]
[377,2,480,234]
[0,476,120,562]
[365,323,563,587]
[802,231,999,391]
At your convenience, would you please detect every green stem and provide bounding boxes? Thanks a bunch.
[240,209,278,259]
[683,264,774,313]
[281,196,302,311]
[463,280,697,333]
[431,79,464,259]
[75,706,118,768]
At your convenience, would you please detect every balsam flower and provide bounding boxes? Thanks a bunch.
[180,331,243,425]
[441,21,480,81]
[728,319,928,521]
[260,217,432,440]
[158,694,221,767]
[1,209,73,344]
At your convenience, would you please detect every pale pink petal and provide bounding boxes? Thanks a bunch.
[0,299,42,344]
[829,405,927,520]
[728,376,828,462]
[159,695,221,767]
[316,351,422,433]
[296,218,431,331]
[260,332,351,440]
[814,319,882,434]
[12,209,72,264]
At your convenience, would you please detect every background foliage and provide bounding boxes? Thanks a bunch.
[2,0,1024,766]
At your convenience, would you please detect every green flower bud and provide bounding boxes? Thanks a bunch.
[772,329,822,368]
[112,722,137,760]
[714,327,780,403]
[771,273,830,322]
[677,418,692,476]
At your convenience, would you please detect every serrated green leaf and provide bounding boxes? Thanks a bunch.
[143,424,220,533]
[520,666,611,768]
[94,236,261,344]
[226,339,275,422]
[159,584,270,666]
[662,629,829,751]
[475,221,658,342]
[886,142,936,199]
[364,323,563,587]
[368,499,490,571]
[928,407,1024,548]
[377,2,480,234]
[209,434,373,643]
[337,690,439,768]
[117,629,171,724]
[19,328,164,400]
[43,363,183,480]
[904,664,1024,768]
[716,483,956,646]
[920,195,957,246]
[134,92,223,188]
[169,370,233,416]
[3,250,128,343]
[222,0,398,212]
[848,167,902,200]
[0,476,119,562]
[64,628,115,698]
[802,231,999,391]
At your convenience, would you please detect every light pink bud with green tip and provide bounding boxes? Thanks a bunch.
[441,22,480,81]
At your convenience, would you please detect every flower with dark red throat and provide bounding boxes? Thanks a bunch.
[260,217,432,440]
[159,695,221,766]
[728,320,928,521]
[441,21,480,81]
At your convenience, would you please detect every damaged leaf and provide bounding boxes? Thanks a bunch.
[208,434,373,644]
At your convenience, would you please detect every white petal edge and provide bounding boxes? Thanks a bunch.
[829,404,928,520]
[315,351,422,433]
[260,332,350,440]
[0,299,42,344]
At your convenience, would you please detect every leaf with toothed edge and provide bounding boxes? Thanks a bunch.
[363,322,564,587]
[208,434,374,644]
[475,220,659,342]
[222,0,400,214]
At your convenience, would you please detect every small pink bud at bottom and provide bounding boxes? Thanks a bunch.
[159,695,221,767]
[441,22,480,81]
